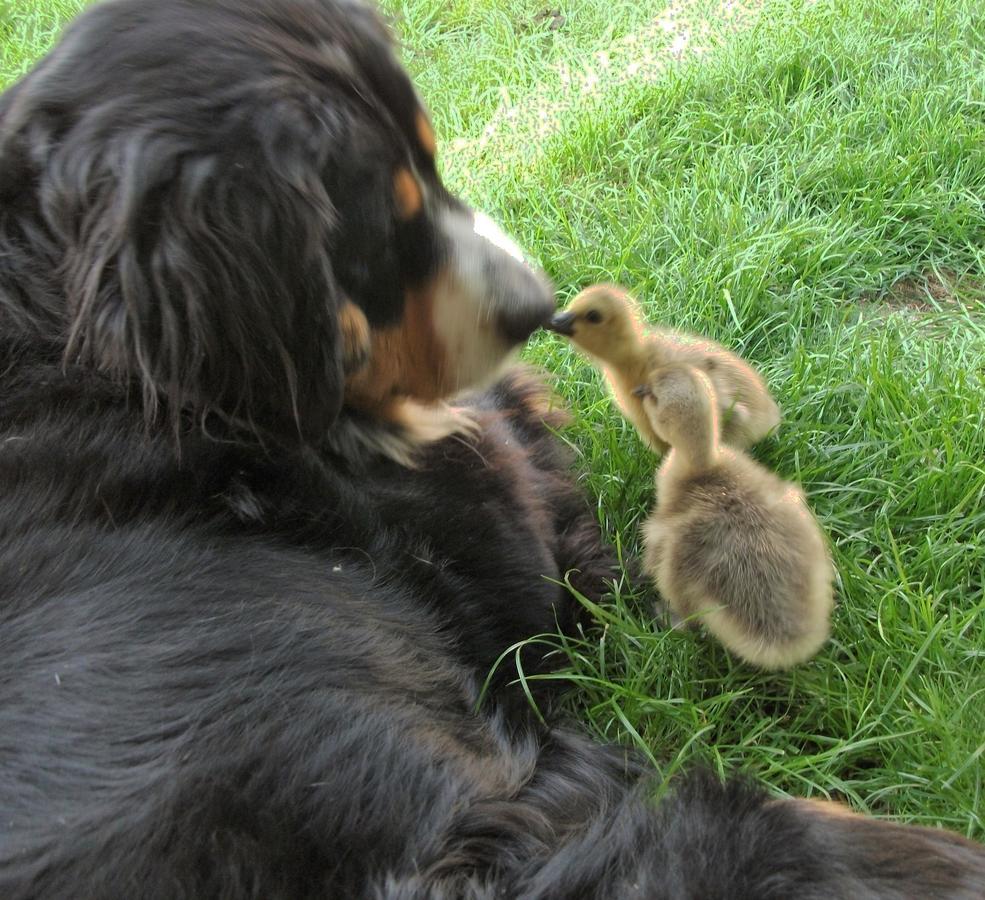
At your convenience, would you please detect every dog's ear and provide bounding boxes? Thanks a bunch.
[52,95,347,441]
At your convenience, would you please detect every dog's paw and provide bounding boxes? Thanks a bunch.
[327,400,479,468]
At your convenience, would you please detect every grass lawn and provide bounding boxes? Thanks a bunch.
[4,0,984,837]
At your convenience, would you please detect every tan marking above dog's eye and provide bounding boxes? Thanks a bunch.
[393,168,423,220]
[415,111,437,157]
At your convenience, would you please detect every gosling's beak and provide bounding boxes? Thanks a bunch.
[547,311,577,336]
[631,384,651,398]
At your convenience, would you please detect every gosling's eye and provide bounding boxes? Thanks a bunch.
[584,309,603,324]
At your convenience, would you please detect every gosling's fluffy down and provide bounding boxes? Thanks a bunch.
[548,284,780,453]
[639,363,834,670]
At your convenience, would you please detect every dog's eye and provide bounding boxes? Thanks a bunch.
[584,310,603,324]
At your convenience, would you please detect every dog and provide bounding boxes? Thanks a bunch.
[1,1,983,896]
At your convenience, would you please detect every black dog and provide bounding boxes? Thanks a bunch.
[1,1,983,896]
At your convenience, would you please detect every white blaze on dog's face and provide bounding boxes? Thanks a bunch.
[470,211,526,263]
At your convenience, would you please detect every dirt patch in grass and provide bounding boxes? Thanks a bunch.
[532,8,566,32]
[863,270,985,312]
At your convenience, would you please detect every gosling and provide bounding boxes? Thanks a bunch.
[637,363,834,670]
[547,284,780,453]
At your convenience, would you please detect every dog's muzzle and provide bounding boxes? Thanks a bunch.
[464,211,555,345]
[496,273,556,344]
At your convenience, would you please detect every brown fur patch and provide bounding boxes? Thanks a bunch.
[344,277,449,415]
[790,798,859,820]
[393,168,423,220]
[338,301,371,374]
[415,111,437,157]
[860,269,985,312]
[783,796,985,882]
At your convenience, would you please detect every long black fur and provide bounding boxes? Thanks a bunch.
[2,1,984,897]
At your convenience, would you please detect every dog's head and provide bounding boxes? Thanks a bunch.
[0,0,553,445]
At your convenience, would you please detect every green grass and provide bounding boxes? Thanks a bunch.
[4,0,984,837]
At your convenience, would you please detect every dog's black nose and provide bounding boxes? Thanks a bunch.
[546,311,576,336]
[499,299,555,344]
[496,269,556,345]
